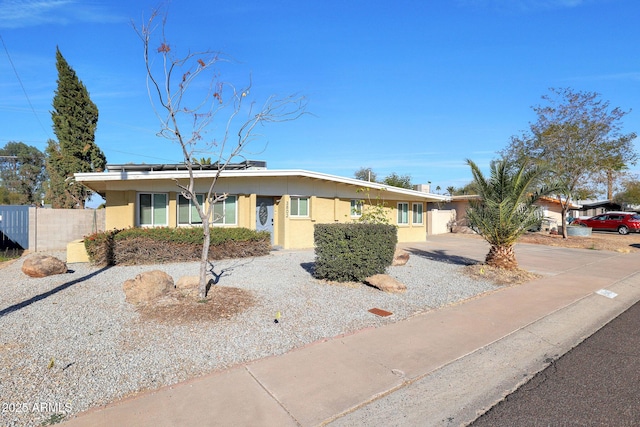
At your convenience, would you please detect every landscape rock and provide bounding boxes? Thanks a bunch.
[392,248,410,266]
[176,276,200,297]
[176,276,199,290]
[21,255,67,278]
[365,274,407,293]
[123,270,175,304]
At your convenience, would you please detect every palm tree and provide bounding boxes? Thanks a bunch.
[466,158,555,270]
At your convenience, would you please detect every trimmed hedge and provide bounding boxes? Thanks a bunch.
[84,227,271,266]
[313,223,397,282]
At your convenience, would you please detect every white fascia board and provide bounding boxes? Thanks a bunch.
[75,169,450,201]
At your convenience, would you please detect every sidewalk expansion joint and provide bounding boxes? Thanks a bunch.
[320,380,411,426]
[552,251,631,276]
[244,365,302,427]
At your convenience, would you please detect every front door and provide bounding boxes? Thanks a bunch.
[256,197,274,244]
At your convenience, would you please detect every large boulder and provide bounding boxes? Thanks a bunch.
[123,270,174,304]
[365,274,406,293]
[21,255,68,278]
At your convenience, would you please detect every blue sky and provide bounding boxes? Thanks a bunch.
[1,0,639,194]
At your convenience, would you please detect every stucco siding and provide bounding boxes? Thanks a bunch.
[105,190,135,230]
[97,175,441,249]
[239,194,254,229]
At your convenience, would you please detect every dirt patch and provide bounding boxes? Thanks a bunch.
[462,264,542,286]
[136,286,256,324]
[517,231,640,253]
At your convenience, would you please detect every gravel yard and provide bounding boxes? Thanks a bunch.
[0,248,498,426]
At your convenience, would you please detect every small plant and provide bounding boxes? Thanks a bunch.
[353,187,391,225]
[0,248,23,262]
[41,413,66,426]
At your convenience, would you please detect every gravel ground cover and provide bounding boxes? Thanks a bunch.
[0,249,497,426]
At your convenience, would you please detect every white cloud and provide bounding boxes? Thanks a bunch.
[0,0,123,29]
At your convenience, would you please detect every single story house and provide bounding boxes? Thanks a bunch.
[443,195,581,233]
[74,162,449,249]
[534,196,582,226]
[570,200,623,218]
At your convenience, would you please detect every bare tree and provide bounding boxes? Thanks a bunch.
[135,9,306,298]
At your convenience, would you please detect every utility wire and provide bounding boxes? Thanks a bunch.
[0,34,52,141]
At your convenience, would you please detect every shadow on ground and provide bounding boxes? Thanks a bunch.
[404,247,481,266]
[300,262,315,275]
[0,266,111,318]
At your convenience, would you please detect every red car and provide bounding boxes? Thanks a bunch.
[573,212,640,235]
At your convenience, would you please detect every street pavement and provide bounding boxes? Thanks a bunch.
[62,234,640,426]
[470,298,640,426]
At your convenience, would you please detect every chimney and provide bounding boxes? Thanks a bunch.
[413,183,431,193]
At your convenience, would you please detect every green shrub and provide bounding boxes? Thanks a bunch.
[84,229,117,266]
[313,223,397,282]
[84,227,270,266]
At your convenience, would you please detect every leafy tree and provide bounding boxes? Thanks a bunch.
[573,188,598,201]
[446,186,456,196]
[135,9,306,299]
[47,47,106,208]
[466,158,557,270]
[354,168,412,189]
[613,178,640,209]
[502,88,637,238]
[382,172,412,189]
[354,167,378,182]
[449,182,478,196]
[0,142,46,204]
[588,165,631,200]
[0,185,21,204]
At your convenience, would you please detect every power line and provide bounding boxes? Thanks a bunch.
[0,34,52,141]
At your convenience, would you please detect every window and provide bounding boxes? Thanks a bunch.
[350,199,363,217]
[290,196,309,217]
[412,203,423,224]
[178,194,204,225]
[213,195,237,225]
[139,193,168,226]
[397,202,409,225]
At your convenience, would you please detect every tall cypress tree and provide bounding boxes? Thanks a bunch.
[47,47,106,208]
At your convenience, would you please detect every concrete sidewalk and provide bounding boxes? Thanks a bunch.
[62,235,640,426]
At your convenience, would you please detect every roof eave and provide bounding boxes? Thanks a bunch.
[74,169,450,202]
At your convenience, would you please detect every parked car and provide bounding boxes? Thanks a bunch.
[572,212,640,235]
